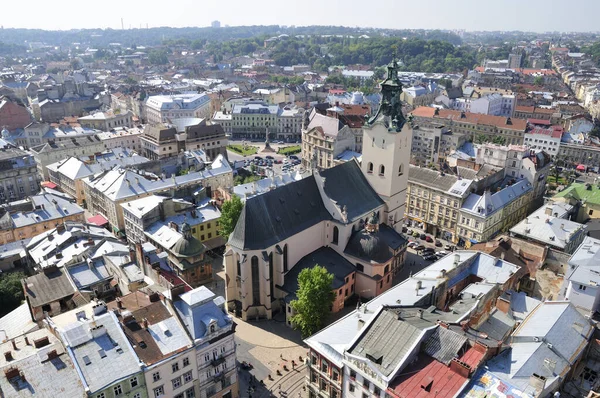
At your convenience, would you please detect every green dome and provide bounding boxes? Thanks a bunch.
[171,235,206,257]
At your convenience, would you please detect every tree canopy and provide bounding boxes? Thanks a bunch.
[0,272,25,317]
[290,265,335,338]
[219,195,244,239]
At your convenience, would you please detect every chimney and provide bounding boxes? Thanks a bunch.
[453,254,460,265]
[4,351,13,361]
[90,325,107,339]
[24,337,30,346]
[418,309,424,319]
[92,302,107,316]
[496,296,511,314]
[142,318,149,329]
[450,358,472,378]
[529,373,547,393]
[11,340,17,350]
[545,206,553,216]
[116,297,123,309]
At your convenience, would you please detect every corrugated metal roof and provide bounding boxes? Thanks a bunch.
[422,326,467,365]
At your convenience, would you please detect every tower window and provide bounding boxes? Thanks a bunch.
[367,162,373,174]
[379,165,385,176]
[398,163,404,176]
[332,226,339,245]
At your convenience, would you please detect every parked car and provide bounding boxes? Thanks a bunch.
[425,236,433,243]
[413,244,425,251]
[254,156,263,160]
[420,248,435,254]
[444,244,454,251]
[407,229,413,235]
[290,155,300,160]
[423,254,437,261]
[407,241,418,248]
[435,240,443,247]
[265,155,274,159]
[275,160,282,164]
[402,227,408,233]
[413,231,420,238]
[420,233,427,240]
[435,251,448,258]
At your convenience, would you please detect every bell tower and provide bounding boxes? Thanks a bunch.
[361,59,412,232]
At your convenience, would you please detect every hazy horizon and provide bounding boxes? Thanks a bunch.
[1,0,599,33]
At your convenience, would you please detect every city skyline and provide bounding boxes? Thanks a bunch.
[1,0,600,33]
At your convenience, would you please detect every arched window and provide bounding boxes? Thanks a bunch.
[332,226,339,245]
[283,244,288,273]
[367,162,373,174]
[398,163,404,176]
[379,164,385,175]
[251,256,260,306]
[384,265,389,274]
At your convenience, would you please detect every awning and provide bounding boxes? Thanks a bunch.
[41,181,57,189]
[88,214,109,226]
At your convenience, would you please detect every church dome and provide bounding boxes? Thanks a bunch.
[171,235,206,258]
[351,92,364,104]
[345,230,391,263]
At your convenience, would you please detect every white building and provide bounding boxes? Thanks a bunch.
[97,126,143,152]
[145,93,212,124]
[562,236,600,315]
[174,286,239,398]
[78,110,134,130]
[523,126,562,157]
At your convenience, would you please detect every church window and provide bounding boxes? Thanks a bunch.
[269,253,274,302]
[251,256,260,306]
[283,244,288,273]
[332,226,339,245]
[356,263,364,272]
[379,165,385,176]
[367,162,373,174]
[398,163,404,176]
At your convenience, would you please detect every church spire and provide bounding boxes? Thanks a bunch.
[367,59,407,132]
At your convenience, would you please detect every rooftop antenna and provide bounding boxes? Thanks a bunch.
[121,18,124,30]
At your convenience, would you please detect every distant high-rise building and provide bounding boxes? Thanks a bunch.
[211,20,221,28]
[508,53,522,69]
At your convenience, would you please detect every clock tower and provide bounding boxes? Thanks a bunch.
[361,59,413,232]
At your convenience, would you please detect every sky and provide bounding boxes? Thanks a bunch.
[2,0,600,32]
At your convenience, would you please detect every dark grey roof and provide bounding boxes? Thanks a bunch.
[319,160,384,221]
[347,308,424,376]
[278,247,355,299]
[422,326,468,365]
[476,308,515,341]
[408,165,458,191]
[379,223,408,251]
[24,268,76,307]
[229,176,331,250]
[229,160,383,250]
[345,228,394,263]
[143,124,177,142]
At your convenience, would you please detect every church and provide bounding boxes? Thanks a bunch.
[223,60,414,322]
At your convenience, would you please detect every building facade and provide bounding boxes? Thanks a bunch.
[78,110,134,130]
[145,94,212,124]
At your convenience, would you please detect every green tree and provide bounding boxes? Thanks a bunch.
[0,272,25,317]
[533,75,544,86]
[290,265,335,337]
[148,49,169,65]
[219,195,244,239]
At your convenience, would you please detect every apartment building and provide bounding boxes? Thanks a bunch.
[140,119,227,161]
[107,293,198,398]
[47,152,151,204]
[212,100,303,141]
[410,124,466,166]
[30,135,105,180]
[145,93,212,124]
[78,110,134,130]
[301,109,355,170]
[123,195,222,248]
[457,179,533,247]
[174,286,239,398]
[406,166,473,242]
[97,127,143,153]
[83,155,232,234]
[0,143,39,203]
[523,126,562,157]
[0,192,85,244]
[410,107,527,145]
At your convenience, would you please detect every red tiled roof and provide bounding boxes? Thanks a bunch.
[41,181,57,189]
[527,118,551,126]
[528,127,563,139]
[388,347,484,398]
[474,66,556,75]
[516,105,535,113]
[87,214,108,226]
[410,107,527,130]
